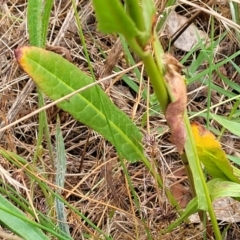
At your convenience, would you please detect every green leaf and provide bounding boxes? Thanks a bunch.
[191,122,240,183]
[231,155,240,165]
[27,0,54,47]
[0,194,48,240]
[92,0,139,37]
[55,116,67,191]
[55,117,71,236]
[208,178,240,200]
[210,113,240,137]
[142,0,155,37]
[15,46,144,162]
[27,0,43,46]
[41,0,54,44]
[184,118,208,210]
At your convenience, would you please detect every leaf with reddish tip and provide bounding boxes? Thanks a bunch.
[15,46,144,162]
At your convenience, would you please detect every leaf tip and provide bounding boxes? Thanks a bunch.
[14,46,32,64]
[14,47,24,62]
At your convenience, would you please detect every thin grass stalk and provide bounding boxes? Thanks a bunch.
[206,17,215,129]
[119,157,153,240]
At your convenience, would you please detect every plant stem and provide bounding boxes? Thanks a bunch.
[142,54,169,113]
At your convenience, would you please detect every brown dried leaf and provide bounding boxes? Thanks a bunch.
[46,45,72,62]
[166,11,209,52]
[164,54,187,153]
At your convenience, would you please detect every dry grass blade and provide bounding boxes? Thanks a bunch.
[0,163,27,192]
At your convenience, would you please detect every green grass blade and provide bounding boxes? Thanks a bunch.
[0,194,49,240]
[41,0,54,45]
[27,0,43,46]
[55,117,67,191]
[188,50,240,84]
[15,46,143,162]
[211,113,240,137]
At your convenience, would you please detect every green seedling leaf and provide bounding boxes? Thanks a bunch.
[208,178,240,200]
[15,46,144,162]
[191,122,240,183]
[92,0,139,37]
[0,194,48,240]
[210,113,240,137]
[91,0,147,57]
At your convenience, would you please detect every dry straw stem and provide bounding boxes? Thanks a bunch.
[180,0,240,31]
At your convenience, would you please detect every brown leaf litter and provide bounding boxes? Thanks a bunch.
[164,53,187,153]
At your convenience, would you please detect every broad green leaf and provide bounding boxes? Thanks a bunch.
[210,113,240,137]
[15,46,144,162]
[0,194,48,240]
[208,178,240,200]
[92,0,139,37]
[191,122,240,183]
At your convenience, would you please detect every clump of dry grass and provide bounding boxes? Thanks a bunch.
[0,0,240,239]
